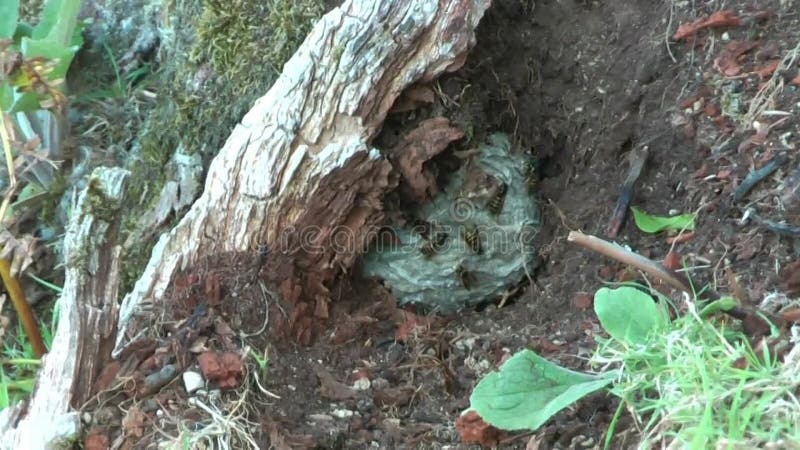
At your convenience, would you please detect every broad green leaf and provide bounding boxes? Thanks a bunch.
[0,0,19,39]
[33,0,80,44]
[20,37,76,79]
[631,207,695,233]
[594,286,666,345]
[9,92,42,113]
[0,82,12,111]
[469,349,614,431]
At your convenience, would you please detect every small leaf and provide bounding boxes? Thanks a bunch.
[469,350,614,431]
[0,0,19,39]
[700,297,739,318]
[631,207,695,233]
[594,286,666,345]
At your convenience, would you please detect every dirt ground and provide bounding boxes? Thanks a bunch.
[81,1,800,449]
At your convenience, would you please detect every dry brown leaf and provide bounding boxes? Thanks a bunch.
[673,10,741,41]
[0,231,36,277]
[313,363,356,400]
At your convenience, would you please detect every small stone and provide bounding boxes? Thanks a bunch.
[454,336,477,351]
[332,408,354,419]
[581,437,595,447]
[721,32,730,41]
[183,370,205,394]
[308,414,333,422]
[353,377,371,391]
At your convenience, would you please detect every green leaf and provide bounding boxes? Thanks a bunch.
[469,350,614,431]
[0,82,13,111]
[594,286,666,345]
[0,0,19,39]
[699,297,739,318]
[32,0,80,45]
[20,37,76,79]
[631,207,695,233]
[9,92,43,114]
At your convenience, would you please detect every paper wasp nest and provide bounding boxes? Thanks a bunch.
[360,133,540,312]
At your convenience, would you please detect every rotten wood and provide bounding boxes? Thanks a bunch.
[0,168,128,449]
[113,0,491,350]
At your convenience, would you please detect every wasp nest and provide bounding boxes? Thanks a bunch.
[360,133,540,312]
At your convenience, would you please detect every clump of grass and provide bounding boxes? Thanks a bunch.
[593,296,800,448]
[0,305,56,409]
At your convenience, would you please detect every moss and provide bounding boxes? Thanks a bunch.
[116,0,325,293]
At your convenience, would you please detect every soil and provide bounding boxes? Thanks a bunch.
[80,1,800,449]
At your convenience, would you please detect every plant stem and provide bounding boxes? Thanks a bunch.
[0,258,46,358]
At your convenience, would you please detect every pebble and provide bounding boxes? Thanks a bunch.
[308,414,333,422]
[332,408,355,419]
[183,370,205,394]
[353,377,371,391]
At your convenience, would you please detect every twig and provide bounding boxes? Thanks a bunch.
[567,231,776,336]
[568,231,693,293]
[732,152,787,203]
[606,145,649,238]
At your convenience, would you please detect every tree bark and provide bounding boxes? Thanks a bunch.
[0,168,128,450]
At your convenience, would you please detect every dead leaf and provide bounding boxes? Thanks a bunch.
[781,260,800,296]
[197,351,243,389]
[753,60,780,79]
[673,10,740,41]
[92,361,121,395]
[665,232,694,245]
[714,40,758,76]
[791,75,800,87]
[84,429,110,450]
[314,363,356,400]
[663,251,681,270]
[373,386,415,407]
[0,231,36,277]
[455,410,505,447]
[572,292,592,309]
[265,420,318,450]
[121,406,147,438]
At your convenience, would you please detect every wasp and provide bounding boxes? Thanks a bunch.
[487,182,508,216]
[411,218,434,240]
[419,231,448,258]
[525,161,538,193]
[462,223,482,254]
[455,264,474,290]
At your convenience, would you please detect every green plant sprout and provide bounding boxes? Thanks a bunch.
[631,207,696,234]
[465,284,800,449]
